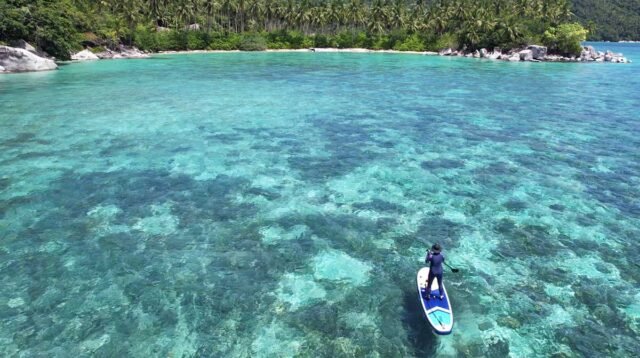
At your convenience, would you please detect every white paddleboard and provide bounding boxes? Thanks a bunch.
[417,266,453,335]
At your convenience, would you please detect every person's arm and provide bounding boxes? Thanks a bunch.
[425,250,432,264]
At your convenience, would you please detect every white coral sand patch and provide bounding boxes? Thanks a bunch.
[7,298,25,308]
[259,224,308,245]
[276,273,326,310]
[251,321,303,357]
[86,204,129,236]
[312,249,372,286]
[80,334,110,354]
[443,209,467,224]
[133,203,178,236]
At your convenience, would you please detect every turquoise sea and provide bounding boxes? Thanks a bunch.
[1,42,639,357]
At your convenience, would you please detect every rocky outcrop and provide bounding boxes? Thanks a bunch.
[527,45,547,60]
[439,48,453,56]
[9,40,38,54]
[519,49,533,61]
[507,54,520,62]
[0,45,57,73]
[71,49,99,61]
[95,46,149,59]
[603,50,629,63]
[438,44,629,64]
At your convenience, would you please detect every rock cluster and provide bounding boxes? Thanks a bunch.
[438,44,630,63]
[92,45,149,59]
[71,49,99,61]
[0,45,57,73]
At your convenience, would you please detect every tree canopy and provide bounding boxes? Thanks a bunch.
[571,0,640,41]
[0,0,598,59]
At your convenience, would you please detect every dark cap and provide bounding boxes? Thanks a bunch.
[431,243,442,253]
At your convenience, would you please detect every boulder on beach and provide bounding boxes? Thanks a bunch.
[95,46,149,59]
[71,49,99,61]
[439,48,453,56]
[527,45,547,60]
[519,49,533,61]
[0,45,57,73]
[582,45,597,60]
[9,40,38,55]
[479,48,488,58]
[507,54,520,62]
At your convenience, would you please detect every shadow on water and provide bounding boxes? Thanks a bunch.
[401,289,439,357]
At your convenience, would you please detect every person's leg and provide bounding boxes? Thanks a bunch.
[426,272,435,299]
[436,273,444,298]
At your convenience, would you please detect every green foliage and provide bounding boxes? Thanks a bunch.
[394,34,426,52]
[0,0,80,60]
[0,0,602,59]
[208,33,241,51]
[543,23,588,56]
[187,31,208,50]
[571,0,640,41]
[238,34,267,51]
[426,33,459,52]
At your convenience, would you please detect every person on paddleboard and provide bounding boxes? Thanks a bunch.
[424,243,445,300]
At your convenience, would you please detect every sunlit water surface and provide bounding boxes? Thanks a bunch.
[1,43,639,357]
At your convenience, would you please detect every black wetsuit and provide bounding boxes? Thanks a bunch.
[425,252,445,297]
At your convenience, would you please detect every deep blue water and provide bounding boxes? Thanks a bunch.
[1,42,639,357]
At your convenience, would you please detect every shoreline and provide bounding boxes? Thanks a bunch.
[155,48,438,56]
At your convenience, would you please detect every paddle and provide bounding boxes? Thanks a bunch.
[444,261,460,273]
[427,249,460,273]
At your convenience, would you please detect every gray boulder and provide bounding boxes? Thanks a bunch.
[519,49,533,61]
[487,49,502,60]
[507,54,520,62]
[583,45,597,59]
[185,23,200,31]
[472,50,480,58]
[439,48,453,56]
[479,48,488,58]
[0,45,57,72]
[96,46,149,60]
[9,39,38,54]
[527,45,547,60]
[71,49,99,61]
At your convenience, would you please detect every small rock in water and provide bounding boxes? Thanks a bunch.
[478,321,493,331]
[497,315,522,329]
[483,330,510,356]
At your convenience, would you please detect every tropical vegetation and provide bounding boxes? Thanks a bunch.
[571,0,640,41]
[1,0,593,60]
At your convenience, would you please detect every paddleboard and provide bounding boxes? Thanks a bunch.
[417,266,453,335]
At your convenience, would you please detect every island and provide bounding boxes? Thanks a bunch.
[0,0,634,73]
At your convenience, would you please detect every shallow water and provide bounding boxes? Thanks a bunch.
[1,43,639,357]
